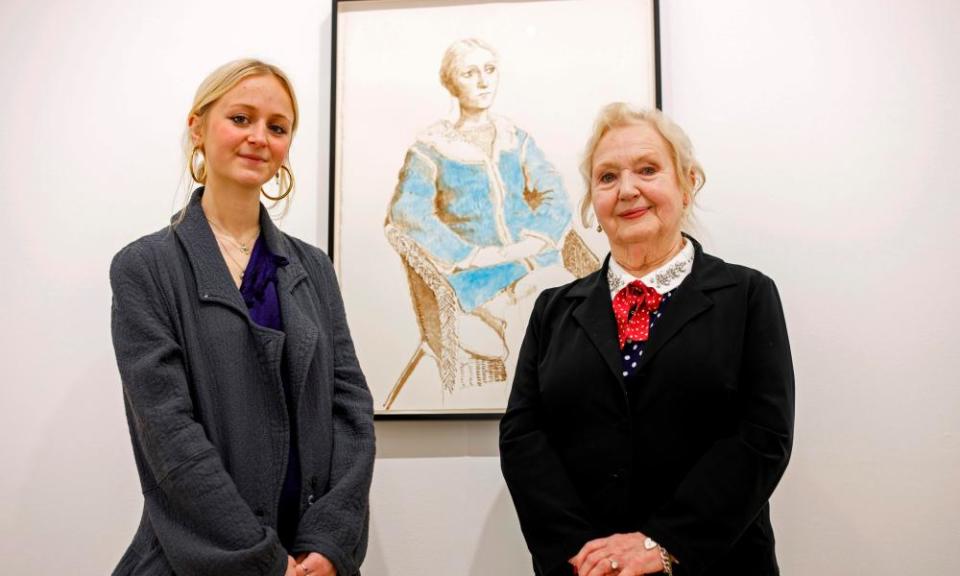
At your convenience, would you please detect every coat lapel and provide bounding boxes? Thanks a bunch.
[570,255,627,389]
[174,189,250,318]
[566,237,739,386]
[175,188,320,403]
[640,237,737,366]
[260,214,319,404]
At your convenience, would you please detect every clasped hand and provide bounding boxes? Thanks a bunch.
[569,532,664,576]
[286,552,335,576]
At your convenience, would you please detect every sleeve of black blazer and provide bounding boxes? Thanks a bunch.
[500,290,601,576]
[291,249,376,576]
[110,243,287,576]
[642,273,795,576]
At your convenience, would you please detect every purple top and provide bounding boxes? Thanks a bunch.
[240,236,301,550]
[240,235,288,332]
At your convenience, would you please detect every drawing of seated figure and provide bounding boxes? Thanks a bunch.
[385,38,594,405]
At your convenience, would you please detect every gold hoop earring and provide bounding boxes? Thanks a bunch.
[262,164,294,201]
[189,146,206,183]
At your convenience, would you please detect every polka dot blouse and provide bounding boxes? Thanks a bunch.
[607,240,695,379]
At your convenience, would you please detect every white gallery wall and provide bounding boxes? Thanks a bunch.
[1,0,958,574]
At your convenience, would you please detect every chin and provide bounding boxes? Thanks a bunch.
[223,178,267,191]
[235,169,274,187]
[616,224,657,244]
[470,98,494,110]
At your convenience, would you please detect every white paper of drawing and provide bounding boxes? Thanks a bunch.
[335,0,657,414]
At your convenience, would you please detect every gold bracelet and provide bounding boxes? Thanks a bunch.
[658,546,674,576]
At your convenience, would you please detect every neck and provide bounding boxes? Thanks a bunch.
[456,107,490,129]
[611,234,685,278]
[200,177,261,237]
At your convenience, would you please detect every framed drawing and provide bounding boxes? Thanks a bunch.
[330,0,661,417]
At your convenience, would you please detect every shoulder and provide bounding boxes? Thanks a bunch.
[418,120,455,141]
[277,232,336,279]
[713,249,776,280]
[491,115,521,135]
[533,267,602,316]
[413,121,457,155]
[696,247,783,304]
[491,116,524,150]
[109,227,186,323]
[110,226,178,286]
[705,248,768,278]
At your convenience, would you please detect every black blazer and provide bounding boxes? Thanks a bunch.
[500,237,794,576]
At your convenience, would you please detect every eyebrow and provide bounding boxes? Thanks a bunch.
[225,103,293,123]
[461,60,497,70]
[592,151,662,173]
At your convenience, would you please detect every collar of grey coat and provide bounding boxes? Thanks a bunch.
[173,187,309,306]
[172,188,320,399]
[567,234,738,387]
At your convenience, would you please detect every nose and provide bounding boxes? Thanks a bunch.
[247,122,268,146]
[618,170,642,199]
[477,73,488,89]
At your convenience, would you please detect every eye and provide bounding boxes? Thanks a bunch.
[461,70,475,79]
[638,165,658,176]
[484,65,497,74]
[597,172,617,185]
[269,124,288,135]
[230,114,249,125]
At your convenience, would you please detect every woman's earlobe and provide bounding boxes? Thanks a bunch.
[188,115,203,145]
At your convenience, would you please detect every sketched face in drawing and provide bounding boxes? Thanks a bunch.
[381,38,597,410]
[449,48,499,112]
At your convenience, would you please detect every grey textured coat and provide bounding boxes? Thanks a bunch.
[110,190,375,576]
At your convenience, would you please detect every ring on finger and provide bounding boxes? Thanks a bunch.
[609,558,620,571]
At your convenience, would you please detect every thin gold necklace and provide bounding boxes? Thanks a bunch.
[215,236,249,282]
[208,218,259,255]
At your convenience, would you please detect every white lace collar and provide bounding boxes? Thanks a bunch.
[414,116,519,163]
[607,239,695,298]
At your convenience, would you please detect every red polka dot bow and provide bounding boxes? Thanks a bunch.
[612,280,663,349]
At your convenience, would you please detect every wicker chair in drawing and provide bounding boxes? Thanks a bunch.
[382,224,599,410]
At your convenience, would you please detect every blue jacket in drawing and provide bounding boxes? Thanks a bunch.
[388,117,572,313]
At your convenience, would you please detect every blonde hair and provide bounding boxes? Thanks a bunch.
[579,103,705,228]
[184,58,299,211]
[439,38,498,97]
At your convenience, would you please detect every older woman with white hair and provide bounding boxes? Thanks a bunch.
[500,103,794,576]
